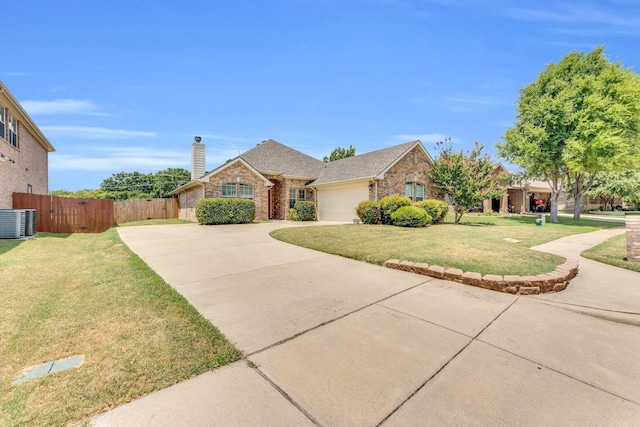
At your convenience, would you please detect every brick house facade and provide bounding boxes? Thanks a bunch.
[172,139,436,222]
[0,82,55,208]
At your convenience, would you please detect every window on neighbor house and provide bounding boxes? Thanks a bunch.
[9,113,18,148]
[289,188,306,209]
[405,182,425,202]
[27,184,32,194]
[222,183,237,197]
[239,184,254,199]
[0,103,5,140]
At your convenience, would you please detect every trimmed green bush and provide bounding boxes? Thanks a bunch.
[290,200,316,221]
[391,206,431,228]
[415,199,449,223]
[379,195,412,224]
[355,200,380,224]
[195,198,256,225]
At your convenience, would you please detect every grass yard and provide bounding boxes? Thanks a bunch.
[118,218,194,227]
[582,233,640,273]
[0,229,241,427]
[271,215,621,276]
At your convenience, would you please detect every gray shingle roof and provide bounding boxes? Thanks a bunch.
[311,140,422,185]
[240,139,324,178]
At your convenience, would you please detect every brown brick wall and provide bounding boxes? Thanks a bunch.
[178,185,204,221]
[372,146,435,201]
[0,121,49,208]
[627,215,640,262]
[202,162,270,220]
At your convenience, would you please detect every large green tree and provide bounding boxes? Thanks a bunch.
[498,46,640,222]
[323,145,356,162]
[428,139,504,224]
[153,168,190,198]
[583,171,640,211]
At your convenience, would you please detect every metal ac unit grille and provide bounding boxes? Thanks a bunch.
[0,209,26,239]
[24,209,37,236]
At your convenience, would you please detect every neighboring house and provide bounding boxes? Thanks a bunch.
[172,138,435,221]
[0,81,55,209]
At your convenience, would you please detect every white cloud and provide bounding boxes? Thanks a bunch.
[50,146,187,171]
[504,4,640,36]
[40,126,156,139]
[21,99,103,115]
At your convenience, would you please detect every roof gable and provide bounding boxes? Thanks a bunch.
[310,140,431,186]
[240,139,324,178]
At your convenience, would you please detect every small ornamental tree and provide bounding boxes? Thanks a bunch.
[428,139,503,224]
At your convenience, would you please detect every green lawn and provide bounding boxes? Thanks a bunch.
[0,229,240,427]
[582,233,640,273]
[118,218,194,227]
[271,215,620,276]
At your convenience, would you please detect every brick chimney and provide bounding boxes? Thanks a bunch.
[191,136,205,181]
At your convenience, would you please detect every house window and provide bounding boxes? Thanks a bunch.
[222,183,254,199]
[416,183,424,202]
[9,113,18,148]
[405,182,425,202]
[222,183,236,197]
[27,184,32,193]
[289,188,306,208]
[0,103,5,139]
[239,184,254,199]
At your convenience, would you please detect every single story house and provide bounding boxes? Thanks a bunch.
[0,81,55,208]
[171,138,435,222]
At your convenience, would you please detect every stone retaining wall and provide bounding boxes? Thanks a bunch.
[383,259,579,295]
[627,214,640,262]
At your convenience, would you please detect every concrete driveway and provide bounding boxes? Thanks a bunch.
[92,222,640,426]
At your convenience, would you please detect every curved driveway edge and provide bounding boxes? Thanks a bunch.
[92,222,640,426]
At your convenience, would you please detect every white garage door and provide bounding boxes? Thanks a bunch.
[318,182,369,221]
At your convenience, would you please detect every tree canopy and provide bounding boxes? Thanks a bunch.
[583,171,640,211]
[53,168,191,200]
[498,46,640,221]
[428,139,504,224]
[323,145,356,162]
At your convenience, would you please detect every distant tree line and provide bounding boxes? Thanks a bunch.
[51,168,191,201]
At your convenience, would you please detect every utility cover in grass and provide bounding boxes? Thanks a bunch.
[13,355,84,384]
[503,238,522,243]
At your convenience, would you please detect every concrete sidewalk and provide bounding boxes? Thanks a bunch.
[92,222,640,426]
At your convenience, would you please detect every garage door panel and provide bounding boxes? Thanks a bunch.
[318,183,369,221]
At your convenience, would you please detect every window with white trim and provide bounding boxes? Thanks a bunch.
[222,183,236,197]
[239,184,254,199]
[9,113,18,148]
[289,188,306,209]
[405,182,425,202]
[222,182,254,200]
[0,103,5,140]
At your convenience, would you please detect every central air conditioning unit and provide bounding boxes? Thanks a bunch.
[0,209,26,239]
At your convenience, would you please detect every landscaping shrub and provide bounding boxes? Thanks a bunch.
[379,195,412,224]
[290,200,316,221]
[355,200,380,224]
[195,198,256,225]
[415,199,449,223]
[391,206,431,228]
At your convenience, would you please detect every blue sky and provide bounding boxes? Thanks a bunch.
[3,0,640,191]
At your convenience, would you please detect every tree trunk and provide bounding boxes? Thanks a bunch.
[572,174,584,220]
[548,172,561,223]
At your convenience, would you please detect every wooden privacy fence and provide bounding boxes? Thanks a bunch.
[12,194,178,233]
[114,198,178,224]
[13,193,115,233]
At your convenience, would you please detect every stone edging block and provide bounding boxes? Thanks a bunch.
[383,257,579,295]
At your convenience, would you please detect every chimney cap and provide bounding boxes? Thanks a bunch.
[194,136,202,143]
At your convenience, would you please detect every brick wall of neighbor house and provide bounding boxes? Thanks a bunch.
[0,124,49,208]
[178,185,203,221]
[373,146,433,200]
[203,162,269,220]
